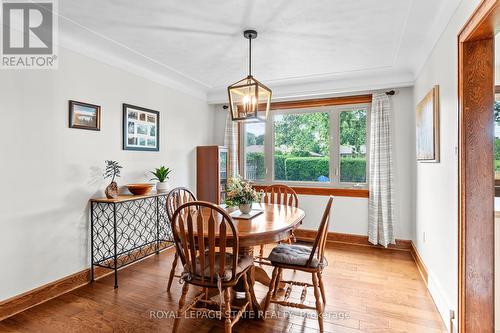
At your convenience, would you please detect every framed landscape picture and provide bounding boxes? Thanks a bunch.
[69,100,100,131]
[123,104,160,151]
[416,85,440,162]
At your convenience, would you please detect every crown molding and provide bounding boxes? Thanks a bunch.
[207,67,414,104]
[411,0,462,80]
[60,28,414,103]
[59,28,415,104]
[53,0,463,104]
[58,29,208,101]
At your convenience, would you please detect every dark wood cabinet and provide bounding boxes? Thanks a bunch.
[196,146,228,204]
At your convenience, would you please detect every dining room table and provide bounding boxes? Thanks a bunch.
[208,202,306,312]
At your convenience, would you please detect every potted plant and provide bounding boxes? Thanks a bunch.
[150,166,172,193]
[104,160,122,199]
[224,176,261,214]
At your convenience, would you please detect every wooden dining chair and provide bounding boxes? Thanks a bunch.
[263,196,333,333]
[165,187,197,292]
[171,201,254,333]
[259,184,299,259]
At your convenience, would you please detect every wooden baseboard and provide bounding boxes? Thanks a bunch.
[410,241,428,285]
[0,245,175,321]
[294,229,428,286]
[294,229,412,251]
[0,265,110,321]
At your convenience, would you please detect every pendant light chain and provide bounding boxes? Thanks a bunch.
[248,37,252,76]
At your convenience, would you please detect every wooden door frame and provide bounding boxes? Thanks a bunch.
[458,0,499,332]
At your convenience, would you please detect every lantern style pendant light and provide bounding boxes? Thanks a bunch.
[227,30,272,122]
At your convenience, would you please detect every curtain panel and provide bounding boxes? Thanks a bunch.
[368,93,396,247]
[224,111,239,179]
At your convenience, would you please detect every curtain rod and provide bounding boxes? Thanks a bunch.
[222,90,396,109]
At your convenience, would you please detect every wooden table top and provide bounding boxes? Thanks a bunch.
[178,203,305,248]
[230,203,304,238]
[90,192,168,203]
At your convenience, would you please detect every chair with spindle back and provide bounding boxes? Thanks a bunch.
[171,201,254,333]
[259,184,299,259]
[165,187,197,292]
[263,196,333,333]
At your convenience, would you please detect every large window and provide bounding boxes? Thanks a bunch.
[243,122,266,181]
[339,109,367,183]
[274,112,330,182]
[241,104,370,188]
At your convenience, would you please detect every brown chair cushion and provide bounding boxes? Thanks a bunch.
[187,253,253,281]
[268,244,326,268]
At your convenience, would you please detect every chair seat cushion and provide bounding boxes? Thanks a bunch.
[267,244,325,268]
[188,253,253,281]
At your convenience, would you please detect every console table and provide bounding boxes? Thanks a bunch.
[90,192,173,288]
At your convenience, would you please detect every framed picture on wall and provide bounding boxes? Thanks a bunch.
[416,85,440,162]
[69,100,101,131]
[123,104,160,151]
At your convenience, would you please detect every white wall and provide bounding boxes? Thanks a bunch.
[212,87,415,239]
[496,214,500,332]
[0,47,214,301]
[413,0,481,331]
[391,87,416,240]
[495,33,500,85]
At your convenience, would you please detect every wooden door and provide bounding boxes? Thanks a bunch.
[458,1,499,331]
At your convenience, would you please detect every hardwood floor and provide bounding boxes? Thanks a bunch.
[0,243,446,333]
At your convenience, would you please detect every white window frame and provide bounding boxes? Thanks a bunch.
[240,103,371,189]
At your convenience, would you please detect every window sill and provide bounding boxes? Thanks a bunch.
[252,184,369,198]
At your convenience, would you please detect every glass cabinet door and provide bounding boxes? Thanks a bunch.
[219,149,228,203]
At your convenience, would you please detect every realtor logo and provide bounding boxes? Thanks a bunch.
[1,0,58,69]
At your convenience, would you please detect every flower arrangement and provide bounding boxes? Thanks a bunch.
[224,176,261,207]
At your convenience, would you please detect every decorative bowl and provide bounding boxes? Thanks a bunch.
[126,183,154,196]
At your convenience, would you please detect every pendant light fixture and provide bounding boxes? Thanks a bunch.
[227,30,272,122]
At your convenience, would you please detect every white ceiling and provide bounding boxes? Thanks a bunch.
[58,0,462,102]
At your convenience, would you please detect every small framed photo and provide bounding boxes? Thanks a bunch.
[69,100,101,131]
[123,103,159,151]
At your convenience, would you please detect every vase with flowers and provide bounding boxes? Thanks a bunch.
[224,176,261,214]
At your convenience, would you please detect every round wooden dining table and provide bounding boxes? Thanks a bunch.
[176,202,305,313]
[228,203,305,310]
[230,203,305,249]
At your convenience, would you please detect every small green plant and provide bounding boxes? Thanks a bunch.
[150,166,172,182]
[224,176,261,207]
[104,160,122,183]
